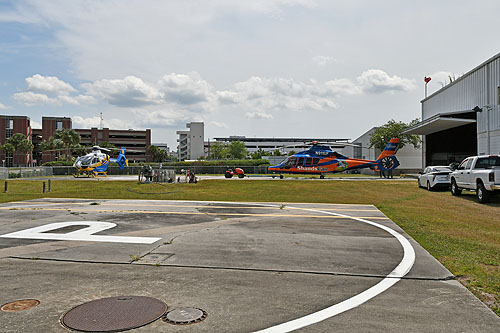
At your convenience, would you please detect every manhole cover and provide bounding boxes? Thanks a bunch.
[163,307,207,325]
[1,299,40,312]
[61,296,167,332]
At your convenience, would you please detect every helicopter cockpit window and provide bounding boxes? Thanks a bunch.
[313,158,320,165]
[305,158,313,166]
[77,156,93,166]
[285,157,297,166]
[91,157,99,164]
[297,157,304,166]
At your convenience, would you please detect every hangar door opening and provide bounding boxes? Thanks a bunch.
[426,122,477,165]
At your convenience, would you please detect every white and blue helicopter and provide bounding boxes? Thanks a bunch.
[73,146,128,177]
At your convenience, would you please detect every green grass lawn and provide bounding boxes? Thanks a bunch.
[1,178,499,315]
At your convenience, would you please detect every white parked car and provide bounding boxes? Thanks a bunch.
[418,166,453,191]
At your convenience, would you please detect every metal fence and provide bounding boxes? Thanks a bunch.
[0,167,8,179]
[6,167,53,179]
[51,165,270,176]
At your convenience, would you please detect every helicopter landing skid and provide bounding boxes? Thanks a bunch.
[91,171,108,178]
[73,171,91,178]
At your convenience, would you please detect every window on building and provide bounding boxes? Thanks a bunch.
[354,145,362,159]
[5,155,13,167]
[56,121,63,130]
[5,119,13,139]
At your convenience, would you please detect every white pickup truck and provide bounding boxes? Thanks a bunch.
[450,155,500,203]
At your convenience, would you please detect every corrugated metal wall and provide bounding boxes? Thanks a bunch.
[422,54,500,154]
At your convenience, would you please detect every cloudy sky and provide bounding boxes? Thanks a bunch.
[0,0,499,148]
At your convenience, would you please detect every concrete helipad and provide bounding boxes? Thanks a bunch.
[0,199,498,332]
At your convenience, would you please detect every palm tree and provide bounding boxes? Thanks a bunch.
[54,128,81,159]
[16,140,34,166]
[147,145,160,162]
[2,143,14,167]
[98,141,116,149]
[6,133,33,166]
[40,137,65,161]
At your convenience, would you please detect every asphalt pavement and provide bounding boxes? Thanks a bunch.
[0,199,497,332]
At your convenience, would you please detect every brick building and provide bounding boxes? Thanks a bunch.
[0,115,32,167]
[40,116,151,164]
[2,115,151,165]
[75,127,151,163]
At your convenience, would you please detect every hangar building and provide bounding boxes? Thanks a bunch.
[404,52,500,166]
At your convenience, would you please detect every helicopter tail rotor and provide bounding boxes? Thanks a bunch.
[376,155,400,171]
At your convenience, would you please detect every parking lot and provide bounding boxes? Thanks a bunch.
[0,199,498,332]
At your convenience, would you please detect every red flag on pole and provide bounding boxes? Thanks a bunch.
[424,76,431,83]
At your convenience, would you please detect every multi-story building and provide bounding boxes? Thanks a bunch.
[177,122,204,160]
[404,52,500,166]
[1,114,151,165]
[0,115,32,166]
[40,117,72,163]
[76,127,151,162]
[211,136,350,155]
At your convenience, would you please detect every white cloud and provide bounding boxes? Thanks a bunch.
[158,72,215,106]
[82,76,162,107]
[75,94,97,104]
[30,120,42,129]
[0,102,7,110]
[13,91,59,106]
[72,115,129,130]
[357,69,416,93]
[312,55,336,66]
[131,109,187,128]
[14,74,97,106]
[57,95,80,105]
[321,78,361,96]
[428,71,457,87]
[210,121,228,128]
[26,74,76,95]
[246,111,273,119]
[220,76,343,112]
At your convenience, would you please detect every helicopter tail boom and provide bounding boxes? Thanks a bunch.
[110,147,129,170]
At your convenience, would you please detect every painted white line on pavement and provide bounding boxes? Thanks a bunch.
[254,206,415,333]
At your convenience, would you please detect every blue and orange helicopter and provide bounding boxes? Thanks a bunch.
[73,146,129,177]
[268,138,400,179]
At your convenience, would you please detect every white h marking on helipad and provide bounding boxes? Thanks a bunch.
[0,221,161,244]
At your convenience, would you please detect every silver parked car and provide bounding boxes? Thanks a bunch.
[418,166,453,191]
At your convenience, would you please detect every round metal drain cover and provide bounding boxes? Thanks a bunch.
[1,299,40,312]
[61,296,167,332]
[163,307,207,325]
